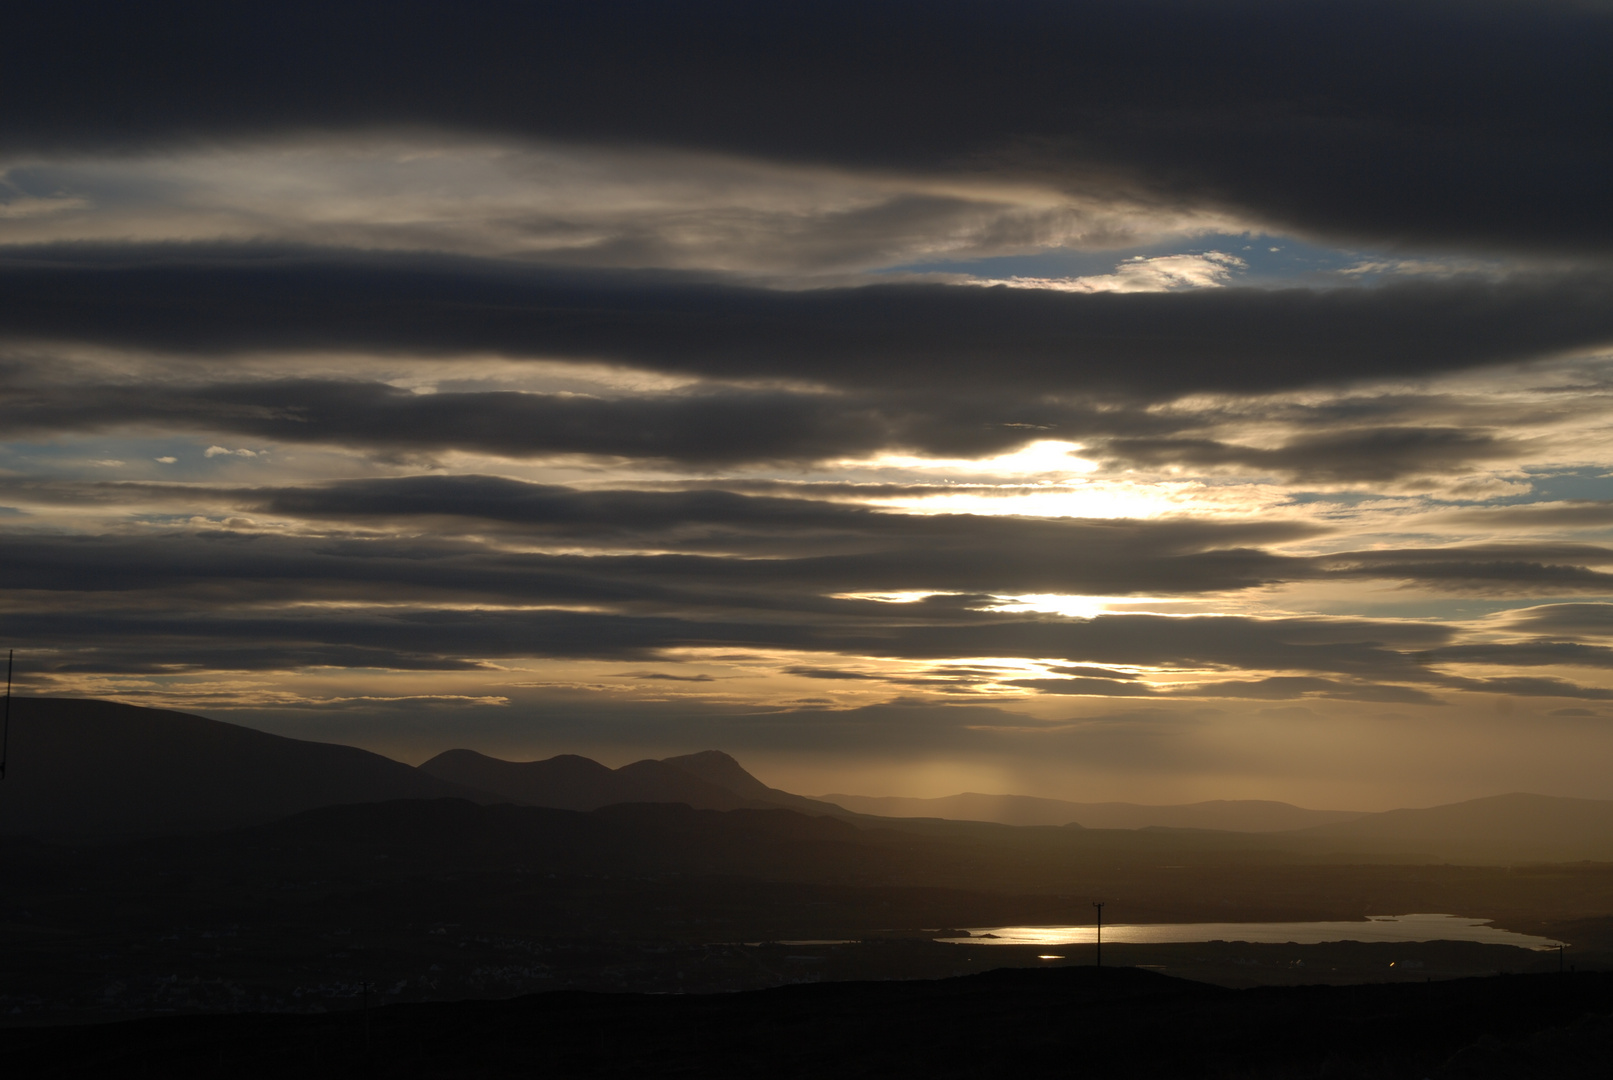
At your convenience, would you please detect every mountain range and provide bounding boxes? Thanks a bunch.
[5,697,1613,863]
[419,747,844,817]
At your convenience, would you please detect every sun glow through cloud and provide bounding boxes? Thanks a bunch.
[8,1,1613,810]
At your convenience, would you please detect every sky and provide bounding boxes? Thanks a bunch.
[6,1,1613,808]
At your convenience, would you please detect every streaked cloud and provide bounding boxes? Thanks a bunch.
[6,0,1613,804]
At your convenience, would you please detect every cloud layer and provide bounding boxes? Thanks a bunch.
[7,1,1613,802]
[6,2,1612,254]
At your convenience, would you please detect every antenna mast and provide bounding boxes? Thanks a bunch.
[1092,900,1105,968]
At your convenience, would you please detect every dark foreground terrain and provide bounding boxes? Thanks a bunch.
[5,700,1613,1075]
[6,793,1613,1023]
[8,795,1613,1023]
[4,967,1613,1078]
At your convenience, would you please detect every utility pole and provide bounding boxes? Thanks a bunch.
[1093,901,1105,968]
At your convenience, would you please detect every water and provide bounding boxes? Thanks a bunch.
[938,914,1563,950]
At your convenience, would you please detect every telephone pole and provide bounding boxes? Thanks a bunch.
[1093,901,1105,968]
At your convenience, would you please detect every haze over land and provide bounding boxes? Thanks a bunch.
[12,699,1613,867]
[7,2,1613,811]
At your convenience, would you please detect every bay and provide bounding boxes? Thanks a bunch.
[938,913,1562,950]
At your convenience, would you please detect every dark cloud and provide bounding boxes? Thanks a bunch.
[4,3,1611,253]
[1416,641,1613,669]
[1,549,1460,688]
[790,614,1451,683]
[5,247,1613,401]
[0,372,1171,466]
[239,475,1316,561]
[1104,428,1521,482]
[1182,677,1445,706]
[0,506,1458,690]
[630,672,716,683]
[1006,677,1451,709]
[0,472,1324,589]
[1046,664,1139,680]
[783,667,886,681]
[1438,675,1613,701]
[17,501,1589,704]
[1500,604,1613,638]
[1318,545,1613,591]
[1010,677,1160,697]
[0,512,1310,602]
[257,476,881,534]
[22,473,1613,606]
[1437,502,1613,529]
[1019,669,1591,705]
[0,474,1112,507]
[18,476,1613,607]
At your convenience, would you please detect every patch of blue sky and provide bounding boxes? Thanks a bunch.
[877,232,1385,287]
[0,436,259,480]
[1514,467,1613,504]
[0,159,178,209]
[129,513,219,528]
[1282,490,1390,508]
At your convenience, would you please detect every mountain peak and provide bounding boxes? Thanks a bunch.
[659,750,776,800]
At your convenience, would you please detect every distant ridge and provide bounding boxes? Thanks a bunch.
[1293,791,1613,863]
[818,791,1364,832]
[0,698,492,837]
[419,747,849,817]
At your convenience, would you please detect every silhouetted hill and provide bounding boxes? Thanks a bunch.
[0,698,492,837]
[419,746,849,816]
[660,749,852,816]
[413,750,623,808]
[417,748,765,811]
[821,791,1363,831]
[661,749,774,798]
[1294,792,1613,863]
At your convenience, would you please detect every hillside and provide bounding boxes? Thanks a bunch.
[0,698,492,836]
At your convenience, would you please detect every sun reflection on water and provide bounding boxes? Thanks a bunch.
[940,915,1562,950]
